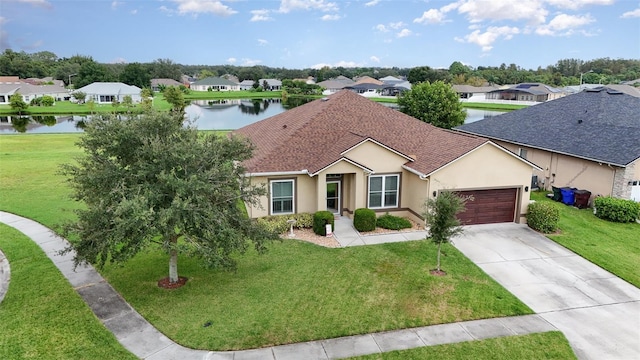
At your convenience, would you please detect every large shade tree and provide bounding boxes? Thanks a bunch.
[398,81,466,129]
[60,111,278,285]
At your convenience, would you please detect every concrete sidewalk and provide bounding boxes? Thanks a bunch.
[333,216,428,247]
[0,211,557,360]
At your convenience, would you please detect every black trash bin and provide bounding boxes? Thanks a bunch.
[552,186,562,201]
[574,190,591,209]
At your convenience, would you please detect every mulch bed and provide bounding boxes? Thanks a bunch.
[157,276,188,289]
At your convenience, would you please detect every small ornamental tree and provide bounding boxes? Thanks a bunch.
[72,91,87,104]
[422,191,470,274]
[163,86,187,113]
[9,93,28,115]
[59,111,279,286]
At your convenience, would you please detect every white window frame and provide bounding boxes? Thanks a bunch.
[270,179,295,215]
[368,174,400,209]
[518,148,528,159]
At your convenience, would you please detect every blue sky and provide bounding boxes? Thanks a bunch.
[1,0,639,70]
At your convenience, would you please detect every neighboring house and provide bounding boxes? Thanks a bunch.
[344,83,384,96]
[452,85,500,101]
[292,76,316,84]
[23,77,65,87]
[75,82,142,104]
[238,80,255,91]
[0,76,69,104]
[456,87,640,202]
[150,78,183,92]
[486,83,565,102]
[233,90,539,225]
[379,76,411,96]
[354,76,383,85]
[378,75,405,85]
[317,75,355,95]
[261,79,282,91]
[190,77,239,91]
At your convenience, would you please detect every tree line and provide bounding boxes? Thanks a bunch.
[1,49,638,90]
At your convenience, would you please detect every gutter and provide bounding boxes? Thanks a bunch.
[402,165,428,180]
[244,170,310,177]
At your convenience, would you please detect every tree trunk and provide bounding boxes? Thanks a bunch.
[437,242,441,271]
[169,235,178,283]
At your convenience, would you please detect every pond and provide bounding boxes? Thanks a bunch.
[0,98,506,134]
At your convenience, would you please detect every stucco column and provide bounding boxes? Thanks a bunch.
[354,171,366,209]
[316,173,326,213]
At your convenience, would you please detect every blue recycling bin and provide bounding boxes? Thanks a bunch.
[561,187,575,206]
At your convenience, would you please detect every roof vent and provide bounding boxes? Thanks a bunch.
[578,119,583,124]
[282,124,287,129]
[606,89,623,95]
[321,97,329,101]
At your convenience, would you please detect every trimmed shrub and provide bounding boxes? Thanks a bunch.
[527,201,559,233]
[594,196,640,223]
[313,211,335,236]
[41,95,55,106]
[354,208,376,232]
[257,212,315,234]
[377,213,412,230]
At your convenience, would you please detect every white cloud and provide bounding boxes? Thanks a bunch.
[457,0,548,25]
[22,39,43,50]
[131,9,138,15]
[389,21,405,29]
[111,57,127,64]
[396,28,412,38]
[242,58,262,66]
[111,1,121,10]
[536,13,595,36]
[458,26,520,52]
[365,0,380,6]
[621,8,640,18]
[278,0,339,13]
[250,9,273,21]
[545,0,614,10]
[18,0,52,9]
[370,55,380,63]
[227,57,237,64]
[258,39,268,46]
[321,14,340,21]
[414,9,448,24]
[374,24,388,32]
[170,0,237,16]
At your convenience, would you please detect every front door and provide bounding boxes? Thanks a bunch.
[326,181,341,214]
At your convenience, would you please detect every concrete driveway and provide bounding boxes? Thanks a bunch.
[453,223,640,360]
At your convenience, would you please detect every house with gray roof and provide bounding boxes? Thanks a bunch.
[0,76,70,104]
[190,77,239,92]
[456,87,640,201]
[317,76,355,95]
[452,85,500,101]
[75,82,142,104]
[150,78,183,92]
[486,83,566,103]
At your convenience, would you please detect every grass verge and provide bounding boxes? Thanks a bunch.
[0,224,136,359]
[531,192,640,287]
[348,331,576,360]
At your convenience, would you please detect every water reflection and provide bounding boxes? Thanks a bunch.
[0,98,506,134]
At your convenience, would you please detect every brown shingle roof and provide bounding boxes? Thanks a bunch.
[233,90,487,176]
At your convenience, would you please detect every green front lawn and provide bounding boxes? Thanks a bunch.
[349,331,576,360]
[0,133,533,352]
[531,192,640,287]
[0,224,137,360]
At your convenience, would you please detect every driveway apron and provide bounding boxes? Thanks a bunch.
[453,223,640,360]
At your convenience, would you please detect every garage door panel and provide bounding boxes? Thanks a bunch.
[454,188,517,225]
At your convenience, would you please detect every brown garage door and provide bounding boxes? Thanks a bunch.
[454,188,517,225]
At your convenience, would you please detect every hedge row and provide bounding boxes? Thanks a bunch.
[594,196,640,223]
[527,201,559,233]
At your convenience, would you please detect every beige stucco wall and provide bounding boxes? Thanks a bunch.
[495,141,618,198]
[245,174,317,218]
[343,140,410,173]
[428,143,535,223]
[401,171,429,222]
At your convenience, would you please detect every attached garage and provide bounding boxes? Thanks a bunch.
[454,188,518,225]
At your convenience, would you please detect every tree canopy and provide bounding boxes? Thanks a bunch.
[9,93,28,115]
[397,81,466,129]
[60,111,279,284]
[423,191,468,273]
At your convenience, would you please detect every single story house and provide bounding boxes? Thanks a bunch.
[452,85,500,101]
[0,76,70,104]
[486,83,565,102]
[191,77,239,92]
[456,87,640,202]
[317,76,355,95]
[238,80,255,91]
[150,78,183,92]
[233,90,539,225]
[75,82,142,104]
